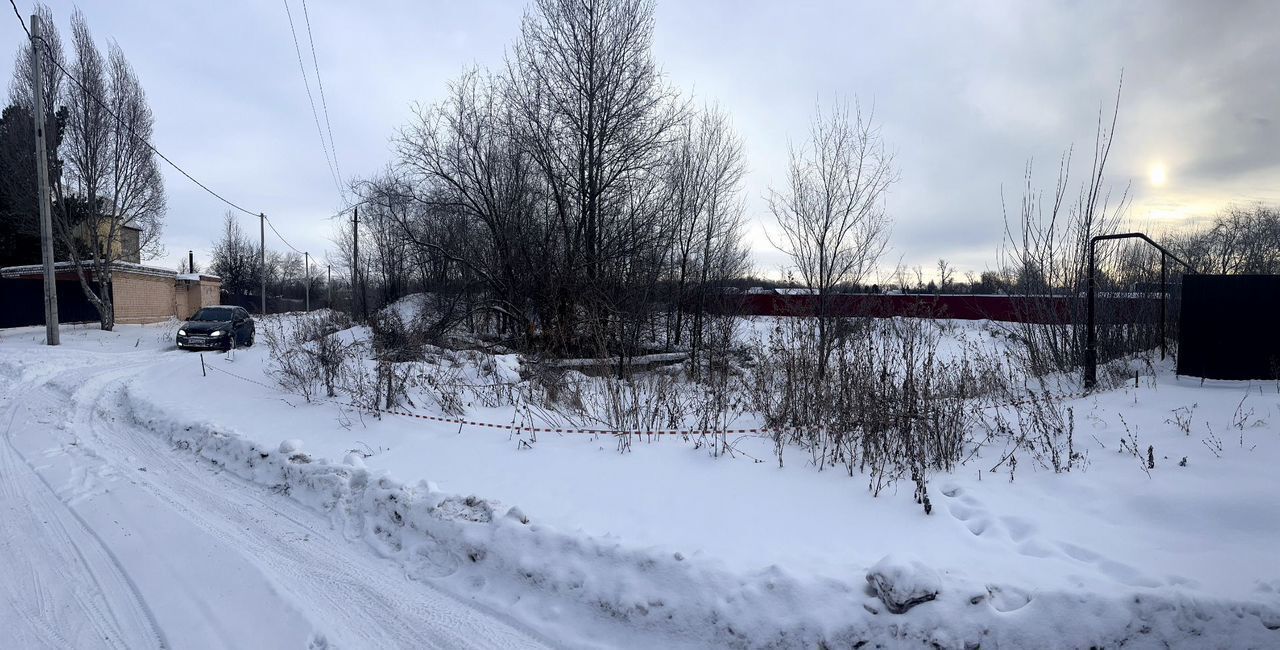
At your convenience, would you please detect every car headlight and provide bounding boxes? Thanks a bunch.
[210,330,224,337]
[178,329,186,336]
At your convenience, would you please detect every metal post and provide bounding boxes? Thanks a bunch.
[259,213,266,315]
[31,14,59,346]
[1084,239,1097,388]
[1083,232,1195,388]
[304,251,310,312]
[1160,255,1167,361]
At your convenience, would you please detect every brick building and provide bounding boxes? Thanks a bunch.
[0,261,221,326]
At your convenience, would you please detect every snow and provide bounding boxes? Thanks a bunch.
[2,318,1279,647]
[866,555,943,614]
[383,292,431,324]
[0,324,549,649]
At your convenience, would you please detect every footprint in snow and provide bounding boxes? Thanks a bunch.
[1000,516,1036,542]
[1057,542,1161,588]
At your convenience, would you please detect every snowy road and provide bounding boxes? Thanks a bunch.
[0,349,553,650]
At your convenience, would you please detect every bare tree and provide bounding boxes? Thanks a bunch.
[7,3,63,114]
[210,211,259,302]
[664,104,749,375]
[4,4,65,267]
[998,79,1129,375]
[506,0,683,355]
[103,43,164,258]
[394,70,534,330]
[1169,205,1280,276]
[767,97,897,380]
[48,10,166,329]
[936,258,954,293]
[665,104,748,349]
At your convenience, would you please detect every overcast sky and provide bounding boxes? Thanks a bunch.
[5,0,1278,281]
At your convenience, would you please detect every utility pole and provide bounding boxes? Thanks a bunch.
[352,207,361,322]
[327,264,332,309]
[259,213,266,315]
[304,251,310,311]
[31,14,59,346]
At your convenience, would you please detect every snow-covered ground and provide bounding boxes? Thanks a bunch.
[0,324,551,650]
[2,319,1278,648]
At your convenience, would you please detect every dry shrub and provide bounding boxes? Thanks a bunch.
[981,388,1081,475]
[750,314,1009,498]
[261,310,356,401]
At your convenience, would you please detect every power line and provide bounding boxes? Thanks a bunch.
[12,3,338,278]
[319,198,371,221]
[264,215,304,255]
[300,0,343,190]
[8,0,29,38]
[282,0,342,197]
[7,1,261,218]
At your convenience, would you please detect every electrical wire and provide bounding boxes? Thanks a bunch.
[8,0,29,38]
[300,0,343,190]
[318,198,371,221]
[8,1,261,217]
[283,0,342,197]
[264,215,305,255]
[10,3,342,265]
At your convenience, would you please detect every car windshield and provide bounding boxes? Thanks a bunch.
[191,307,235,321]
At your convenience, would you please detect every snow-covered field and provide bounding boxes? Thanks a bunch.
[2,318,1278,648]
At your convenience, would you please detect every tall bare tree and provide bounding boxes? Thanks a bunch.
[664,103,749,365]
[3,3,64,267]
[506,0,682,352]
[210,211,259,302]
[7,3,63,113]
[768,97,897,380]
[45,10,166,329]
[395,69,537,330]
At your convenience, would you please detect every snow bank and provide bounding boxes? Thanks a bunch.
[120,377,1280,648]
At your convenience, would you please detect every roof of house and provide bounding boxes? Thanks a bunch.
[0,261,220,281]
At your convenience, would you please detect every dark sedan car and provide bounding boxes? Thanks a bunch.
[176,306,255,350]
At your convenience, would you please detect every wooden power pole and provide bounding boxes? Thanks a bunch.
[304,251,310,311]
[259,213,266,315]
[352,207,361,321]
[31,14,59,345]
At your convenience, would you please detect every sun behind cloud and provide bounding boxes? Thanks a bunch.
[1149,162,1169,187]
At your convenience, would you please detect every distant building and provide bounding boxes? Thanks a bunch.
[0,262,221,326]
[73,217,142,264]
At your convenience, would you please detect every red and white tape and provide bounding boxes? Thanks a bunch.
[205,362,774,437]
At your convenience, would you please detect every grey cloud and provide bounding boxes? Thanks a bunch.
[2,0,1275,274]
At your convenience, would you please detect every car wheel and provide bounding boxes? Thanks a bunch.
[246,330,255,347]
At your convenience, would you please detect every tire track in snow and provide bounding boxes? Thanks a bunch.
[63,357,554,648]
[0,378,167,650]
